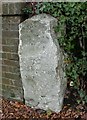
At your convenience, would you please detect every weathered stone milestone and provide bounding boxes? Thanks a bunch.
[19,14,67,112]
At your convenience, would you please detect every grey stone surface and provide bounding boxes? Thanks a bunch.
[19,14,67,112]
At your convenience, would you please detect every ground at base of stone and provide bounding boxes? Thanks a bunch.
[0,98,87,120]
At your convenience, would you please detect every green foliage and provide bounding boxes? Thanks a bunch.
[22,2,87,104]
[22,7,32,14]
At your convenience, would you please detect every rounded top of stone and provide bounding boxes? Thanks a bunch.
[20,13,57,25]
[31,13,56,21]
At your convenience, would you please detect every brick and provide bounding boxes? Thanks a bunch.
[12,66,20,73]
[2,38,19,45]
[0,88,8,97]
[2,72,21,80]
[2,59,19,66]
[2,38,7,44]
[0,52,2,59]
[0,68,2,80]
[7,38,19,45]
[2,17,10,25]
[2,16,20,44]
[2,3,24,15]
[2,65,8,72]
[2,53,19,61]
[1,84,9,90]
[0,89,2,97]
[8,3,25,15]
[0,44,2,52]
[10,24,19,31]
[0,60,2,67]
[7,53,19,61]
[1,90,21,103]
[2,65,20,73]
[2,77,10,85]
[1,84,23,100]
[2,53,6,59]
[2,23,19,31]
[8,3,15,15]
[2,45,18,53]
[2,2,24,101]
[2,77,22,87]
[9,17,21,24]
[0,69,2,83]
[14,3,24,15]
[0,36,2,45]
[2,16,20,24]
[1,84,22,93]
[2,23,10,31]
[0,74,2,79]
[0,82,2,87]
[2,3,9,15]
[2,65,13,73]
[2,31,19,38]
[0,3,2,15]
[11,79,22,87]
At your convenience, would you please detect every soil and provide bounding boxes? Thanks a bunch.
[0,95,87,120]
